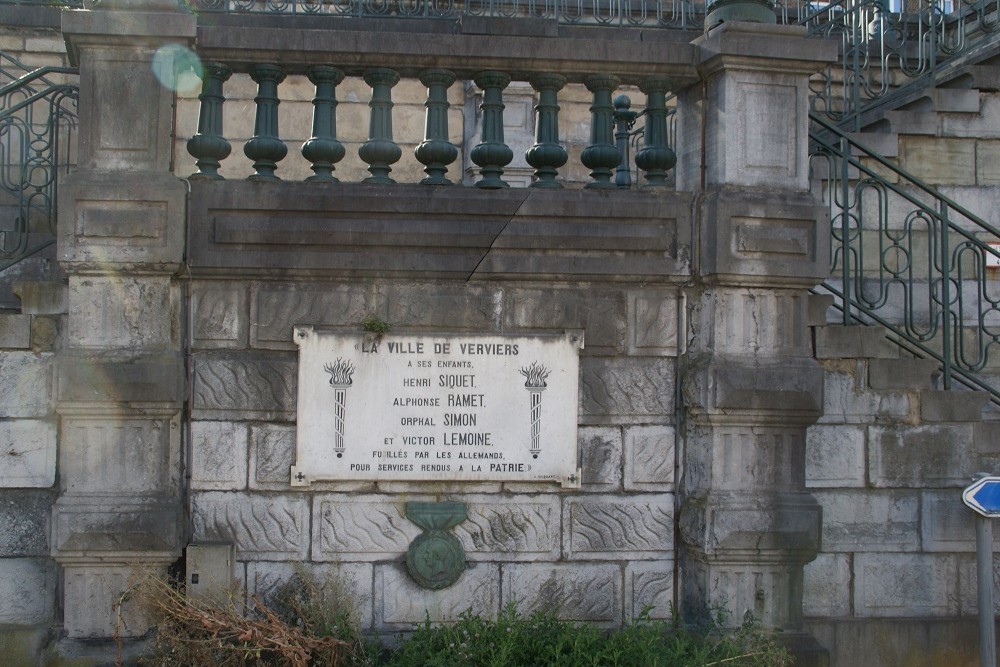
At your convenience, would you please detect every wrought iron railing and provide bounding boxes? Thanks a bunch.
[804,0,1000,130]
[811,112,1000,400]
[0,52,78,272]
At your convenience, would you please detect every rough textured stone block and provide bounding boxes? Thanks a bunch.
[684,560,803,629]
[376,562,498,628]
[957,553,1000,616]
[868,424,975,487]
[692,289,811,357]
[0,558,55,624]
[854,554,959,617]
[817,490,919,552]
[192,492,309,560]
[510,287,625,355]
[62,564,157,638]
[504,563,622,623]
[247,561,373,628]
[386,284,502,332]
[190,421,248,490]
[579,426,622,491]
[623,425,675,491]
[921,489,1000,552]
[625,561,674,620]
[457,495,560,560]
[68,276,174,348]
[12,282,67,315]
[249,423,295,489]
[816,367,909,424]
[920,390,988,423]
[814,325,895,359]
[803,554,851,618]
[627,290,678,356]
[313,495,417,561]
[0,314,30,349]
[564,495,673,559]
[56,352,182,405]
[899,136,976,185]
[192,352,296,420]
[0,352,51,418]
[0,420,56,488]
[0,490,54,556]
[192,283,248,349]
[868,358,938,391]
[251,284,374,349]
[580,357,674,424]
[805,424,865,488]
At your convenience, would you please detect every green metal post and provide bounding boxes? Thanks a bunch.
[244,63,287,181]
[415,69,458,185]
[635,76,676,188]
[581,74,621,190]
[360,68,402,185]
[940,200,952,389]
[302,65,346,182]
[613,94,637,189]
[525,72,568,189]
[841,136,852,325]
[471,70,513,189]
[186,61,231,180]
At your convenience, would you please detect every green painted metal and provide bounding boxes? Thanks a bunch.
[705,0,776,29]
[581,74,621,190]
[244,64,288,181]
[302,65,347,183]
[414,68,458,186]
[612,94,639,189]
[635,77,675,188]
[526,72,568,189]
[187,62,232,180]
[360,68,402,185]
[471,70,513,189]
[404,501,467,590]
[811,112,1000,403]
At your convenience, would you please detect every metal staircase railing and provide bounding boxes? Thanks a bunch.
[0,51,78,273]
[810,112,1000,402]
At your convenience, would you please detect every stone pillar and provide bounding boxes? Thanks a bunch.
[55,3,193,640]
[675,23,836,665]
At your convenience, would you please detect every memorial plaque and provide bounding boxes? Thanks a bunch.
[291,327,583,487]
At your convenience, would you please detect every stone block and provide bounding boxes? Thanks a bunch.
[691,289,811,357]
[192,282,248,349]
[921,489,1000,552]
[868,358,939,391]
[805,424,865,488]
[685,424,806,493]
[958,553,1000,616]
[250,283,375,349]
[247,561,374,628]
[854,553,959,617]
[191,491,309,560]
[456,494,561,561]
[375,562,499,628]
[0,490,54,556]
[625,561,674,620]
[816,367,910,425]
[0,352,51,418]
[806,294,834,326]
[313,495,417,561]
[249,423,295,489]
[681,492,820,557]
[504,563,622,624]
[52,497,183,555]
[868,423,975,487]
[62,563,159,638]
[920,390,987,423]
[814,325,895,359]
[509,287,626,355]
[56,352,182,406]
[385,283,502,332]
[0,420,56,488]
[564,494,673,559]
[627,290,678,356]
[977,139,1000,184]
[30,316,59,353]
[816,489,919,552]
[68,275,174,349]
[61,415,179,495]
[0,558,55,625]
[578,426,622,491]
[623,425,674,492]
[580,357,674,424]
[803,553,851,618]
[190,421,248,491]
[898,136,976,185]
[12,281,67,315]
[191,351,296,420]
[0,314,30,349]
[686,357,823,416]
[683,560,803,629]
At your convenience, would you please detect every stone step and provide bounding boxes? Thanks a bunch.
[815,324,899,360]
[920,389,988,423]
[868,358,941,391]
[845,131,900,158]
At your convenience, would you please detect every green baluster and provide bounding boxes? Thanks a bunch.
[525,73,568,189]
[244,64,287,181]
[186,62,231,180]
[635,77,676,188]
[302,65,346,183]
[470,71,513,189]
[359,68,402,185]
[415,69,458,185]
[581,74,621,190]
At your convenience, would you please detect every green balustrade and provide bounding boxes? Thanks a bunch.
[244,64,287,181]
[302,65,346,183]
[581,74,621,190]
[470,71,514,189]
[635,77,676,188]
[526,73,568,189]
[359,68,402,185]
[187,62,231,180]
[415,69,459,186]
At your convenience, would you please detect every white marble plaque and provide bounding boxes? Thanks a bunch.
[292,328,582,487]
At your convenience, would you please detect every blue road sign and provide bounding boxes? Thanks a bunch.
[963,477,1000,518]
